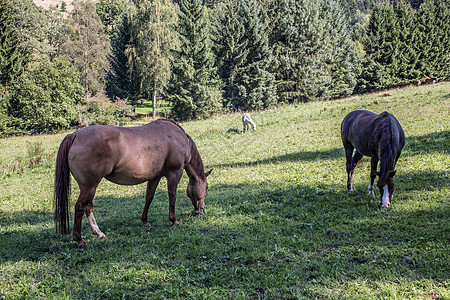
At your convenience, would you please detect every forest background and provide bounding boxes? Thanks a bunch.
[0,0,448,136]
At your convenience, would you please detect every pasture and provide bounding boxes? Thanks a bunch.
[0,83,449,299]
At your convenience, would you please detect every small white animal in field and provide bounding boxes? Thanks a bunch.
[242,113,256,132]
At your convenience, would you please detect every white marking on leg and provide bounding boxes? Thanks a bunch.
[381,185,390,207]
[368,184,374,196]
[88,212,106,239]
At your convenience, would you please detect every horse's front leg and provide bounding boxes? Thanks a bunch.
[368,156,379,196]
[141,177,162,227]
[166,170,183,226]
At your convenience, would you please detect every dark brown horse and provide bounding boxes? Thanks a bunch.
[54,119,212,247]
[341,110,405,207]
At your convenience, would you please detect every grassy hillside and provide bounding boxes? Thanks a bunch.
[0,83,449,299]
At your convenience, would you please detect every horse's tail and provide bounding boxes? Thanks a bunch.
[54,133,76,234]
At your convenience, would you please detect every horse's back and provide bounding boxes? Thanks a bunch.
[341,110,377,153]
[341,110,405,156]
[68,120,190,186]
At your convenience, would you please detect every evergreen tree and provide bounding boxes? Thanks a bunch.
[214,0,277,110]
[106,13,139,104]
[0,0,27,86]
[416,0,450,81]
[238,0,277,109]
[95,0,129,38]
[169,0,222,120]
[2,0,47,62]
[395,1,420,83]
[321,0,361,99]
[271,0,359,102]
[358,3,398,90]
[212,0,248,110]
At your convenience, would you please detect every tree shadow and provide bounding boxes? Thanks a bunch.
[211,147,344,169]
[404,130,449,156]
[0,169,448,298]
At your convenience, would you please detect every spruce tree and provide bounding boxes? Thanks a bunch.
[0,0,26,87]
[213,0,248,110]
[271,0,359,102]
[321,0,361,99]
[106,13,139,104]
[169,0,222,120]
[237,0,277,110]
[394,1,420,83]
[416,0,450,81]
[359,3,398,90]
[214,0,277,110]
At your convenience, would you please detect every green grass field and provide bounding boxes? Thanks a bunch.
[0,83,449,299]
[135,100,173,118]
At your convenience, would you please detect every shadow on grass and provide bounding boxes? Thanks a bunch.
[0,173,448,298]
[404,130,449,156]
[211,147,344,169]
[396,170,449,191]
[0,210,52,227]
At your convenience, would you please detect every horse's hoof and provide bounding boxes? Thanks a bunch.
[97,232,106,239]
[171,221,180,226]
[142,222,151,227]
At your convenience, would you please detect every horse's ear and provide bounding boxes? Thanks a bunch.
[390,170,396,177]
[376,171,381,177]
[205,168,213,177]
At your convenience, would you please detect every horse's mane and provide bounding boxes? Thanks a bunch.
[374,112,395,184]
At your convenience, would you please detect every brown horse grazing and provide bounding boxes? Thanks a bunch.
[54,119,212,248]
[341,110,405,208]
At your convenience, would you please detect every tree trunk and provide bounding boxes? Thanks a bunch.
[152,85,157,118]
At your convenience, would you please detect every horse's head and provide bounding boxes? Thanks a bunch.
[187,169,212,215]
[376,170,396,208]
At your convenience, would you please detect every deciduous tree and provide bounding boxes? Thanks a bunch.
[61,0,110,96]
[130,0,179,117]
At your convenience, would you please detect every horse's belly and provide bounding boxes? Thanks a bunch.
[105,160,163,185]
[104,173,149,185]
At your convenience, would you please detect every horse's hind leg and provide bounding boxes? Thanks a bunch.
[344,144,356,191]
[73,186,101,248]
[141,176,162,227]
[86,204,105,239]
[368,156,379,196]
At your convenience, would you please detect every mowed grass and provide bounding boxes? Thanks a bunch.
[0,83,449,299]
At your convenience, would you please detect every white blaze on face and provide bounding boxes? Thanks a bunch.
[381,184,390,207]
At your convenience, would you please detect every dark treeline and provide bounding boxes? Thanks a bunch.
[0,0,448,136]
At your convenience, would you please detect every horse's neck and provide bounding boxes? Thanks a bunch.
[185,140,205,184]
